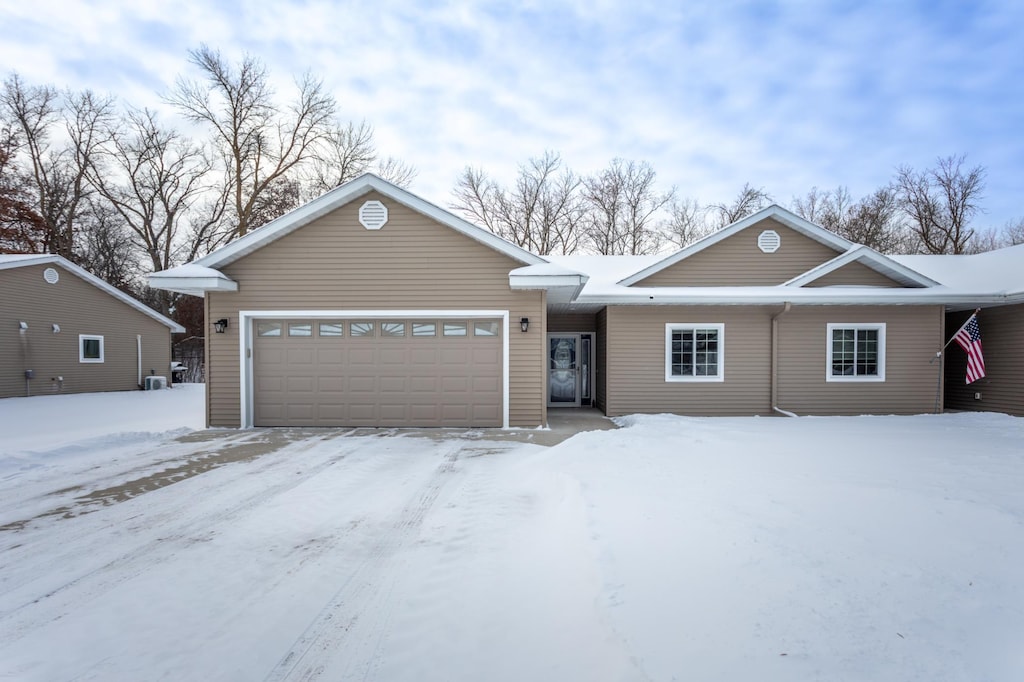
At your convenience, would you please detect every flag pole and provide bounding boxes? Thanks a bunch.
[929,308,981,414]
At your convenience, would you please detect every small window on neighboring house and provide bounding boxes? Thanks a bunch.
[80,334,104,363]
[381,322,405,337]
[288,322,313,337]
[318,322,344,337]
[828,324,885,381]
[665,324,724,382]
[443,322,467,337]
[412,322,436,337]
[257,322,282,337]
[350,321,375,337]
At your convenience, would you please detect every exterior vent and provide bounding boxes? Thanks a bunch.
[757,230,781,253]
[43,267,60,284]
[359,200,388,230]
[144,375,168,390]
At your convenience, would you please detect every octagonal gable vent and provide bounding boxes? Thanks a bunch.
[757,229,781,253]
[359,200,388,230]
[43,267,60,284]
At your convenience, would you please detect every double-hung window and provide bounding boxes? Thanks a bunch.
[827,323,885,381]
[665,324,724,382]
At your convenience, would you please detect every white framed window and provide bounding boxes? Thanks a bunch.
[827,323,886,382]
[79,334,104,363]
[665,324,724,382]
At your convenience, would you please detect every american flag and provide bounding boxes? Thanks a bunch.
[953,314,986,384]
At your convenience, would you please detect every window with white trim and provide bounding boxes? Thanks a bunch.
[827,323,885,381]
[665,324,724,382]
[79,334,104,363]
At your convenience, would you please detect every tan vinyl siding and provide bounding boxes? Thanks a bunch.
[807,261,902,287]
[548,312,597,332]
[207,191,545,427]
[636,220,842,286]
[945,305,1024,416]
[776,306,943,415]
[603,306,773,416]
[1,264,172,399]
[595,308,608,412]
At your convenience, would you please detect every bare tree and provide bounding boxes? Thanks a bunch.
[708,183,772,227]
[87,108,219,311]
[74,198,139,293]
[792,185,911,253]
[167,45,336,240]
[452,151,583,255]
[581,158,674,255]
[302,120,418,197]
[895,154,985,254]
[666,196,716,248]
[1,75,115,258]
[0,123,47,252]
[248,175,301,229]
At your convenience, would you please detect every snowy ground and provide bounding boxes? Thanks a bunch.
[1,388,1023,681]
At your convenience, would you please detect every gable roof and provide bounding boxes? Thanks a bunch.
[893,242,1024,299]
[0,254,185,332]
[617,204,855,286]
[193,173,546,270]
[782,246,940,288]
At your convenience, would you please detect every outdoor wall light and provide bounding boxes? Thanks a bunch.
[213,318,229,334]
[52,323,60,333]
[520,317,530,333]
[18,321,28,331]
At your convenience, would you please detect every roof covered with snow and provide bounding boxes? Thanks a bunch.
[893,243,1024,296]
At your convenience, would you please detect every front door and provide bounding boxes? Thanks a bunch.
[548,334,581,407]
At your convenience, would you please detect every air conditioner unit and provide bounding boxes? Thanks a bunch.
[144,375,168,390]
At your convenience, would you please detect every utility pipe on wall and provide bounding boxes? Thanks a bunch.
[771,302,797,417]
[137,335,142,388]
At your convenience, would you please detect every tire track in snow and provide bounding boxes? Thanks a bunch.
[263,441,476,682]
[0,430,391,637]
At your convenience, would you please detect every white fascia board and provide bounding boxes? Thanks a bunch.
[574,290,1010,306]
[196,174,545,270]
[509,274,589,289]
[4,253,185,332]
[617,205,854,286]
[148,274,239,295]
[783,246,940,288]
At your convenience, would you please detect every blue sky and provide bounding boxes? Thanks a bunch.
[2,0,1022,229]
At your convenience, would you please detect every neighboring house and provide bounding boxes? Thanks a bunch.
[149,174,1010,428]
[1,254,185,399]
[896,245,1024,417]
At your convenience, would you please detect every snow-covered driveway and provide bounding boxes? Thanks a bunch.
[2,388,1023,681]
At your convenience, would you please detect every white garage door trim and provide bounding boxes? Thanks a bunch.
[238,309,511,428]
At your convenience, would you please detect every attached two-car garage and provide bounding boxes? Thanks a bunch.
[251,315,504,427]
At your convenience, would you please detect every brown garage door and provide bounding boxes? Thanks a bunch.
[253,318,503,427]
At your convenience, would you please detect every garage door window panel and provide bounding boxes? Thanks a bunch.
[444,322,468,336]
[288,322,313,337]
[257,322,282,337]
[381,322,406,337]
[413,322,436,337]
[350,321,375,337]
[474,321,500,336]
[318,322,344,337]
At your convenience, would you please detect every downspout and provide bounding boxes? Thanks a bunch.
[771,302,797,417]
[137,335,143,388]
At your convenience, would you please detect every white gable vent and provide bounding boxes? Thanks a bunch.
[359,200,388,230]
[43,267,60,284]
[757,230,781,253]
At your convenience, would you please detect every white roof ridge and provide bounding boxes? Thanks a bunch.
[617,205,854,286]
[187,173,545,272]
[783,245,939,288]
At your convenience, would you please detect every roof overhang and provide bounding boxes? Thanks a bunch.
[148,265,239,296]
[572,288,1009,307]
[510,263,589,304]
